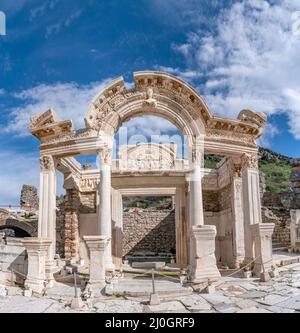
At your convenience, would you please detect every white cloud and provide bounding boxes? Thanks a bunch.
[154,65,203,81]
[0,151,39,206]
[257,122,279,148]
[0,150,65,206]
[45,8,83,38]
[120,116,180,139]
[172,0,300,140]
[2,80,111,136]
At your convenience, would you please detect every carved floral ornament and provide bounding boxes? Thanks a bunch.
[99,148,112,165]
[241,153,259,170]
[191,145,204,165]
[233,163,242,178]
[40,155,55,171]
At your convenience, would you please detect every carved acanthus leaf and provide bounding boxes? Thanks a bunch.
[40,155,55,171]
[241,153,259,170]
[99,148,112,165]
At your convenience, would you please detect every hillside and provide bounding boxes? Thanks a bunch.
[204,147,292,194]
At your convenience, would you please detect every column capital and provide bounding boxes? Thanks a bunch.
[99,147,112,165]
[232,162,242,178]
[40,155,55,172]
[191,145,204,165]
[241,153,259,170]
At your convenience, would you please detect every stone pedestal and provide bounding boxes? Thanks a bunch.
[84,236,109,288]
[22,238,52,294]
[251,223,275,277]
[189,225,220,283]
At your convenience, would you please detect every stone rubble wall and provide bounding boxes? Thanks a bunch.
[290,160,300,209]
[79,192,96,214]
[122,208,175,256]
[20,185,39,212]
[261,206,290,246]
[0,237,27,285]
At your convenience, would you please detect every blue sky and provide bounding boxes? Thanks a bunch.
[0,0,300,204]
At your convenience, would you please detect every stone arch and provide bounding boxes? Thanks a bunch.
[85,71,212,146]
[0,215,37,237]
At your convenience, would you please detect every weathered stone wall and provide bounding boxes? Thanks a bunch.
[20,185,39,212]
[219,185,232,211]
[122,208,175,256]
[56,190,97,259]
[56,200,66,258]
[203,185,231,212]
[79,192,96,213]
[290,160,300,209]
[260,169,291,247]
[262,207,290,246]
[203,191,220,212]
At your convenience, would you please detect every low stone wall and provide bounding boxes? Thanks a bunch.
[122,208,175,256]
[0,237,27,285]
[262,207,290,246]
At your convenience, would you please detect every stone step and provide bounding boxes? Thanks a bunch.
[131,261,166,269]
[105,278,193,298]
[272,246,288,252]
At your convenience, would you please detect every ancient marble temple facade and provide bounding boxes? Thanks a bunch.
[23,71,274,293]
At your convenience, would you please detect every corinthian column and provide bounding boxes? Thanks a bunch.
[230,160,245,268]
[241,153,261,263]
[38,155,56,285]
[189,145,204,227]
[98,147,114,271]
[188,143,220,282]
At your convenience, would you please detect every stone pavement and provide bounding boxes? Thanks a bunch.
[0,263,300,313]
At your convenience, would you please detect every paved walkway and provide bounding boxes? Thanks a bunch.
[0,262,300,313]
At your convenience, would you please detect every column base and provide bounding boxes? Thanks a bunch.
[189,225,221,284]
[105,257,115,272]
[45,259,56,288]
[24,278,46,295]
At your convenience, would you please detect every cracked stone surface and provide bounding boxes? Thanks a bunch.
[93,300,145,313]
[0,262,300,313]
